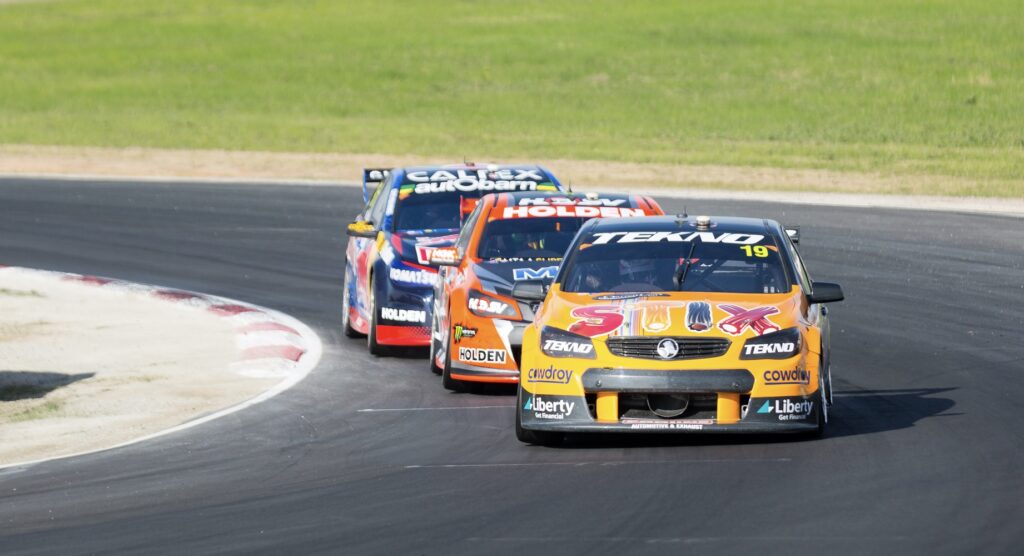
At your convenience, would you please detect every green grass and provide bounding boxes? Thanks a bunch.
[0,288,43,297]
[0,0,1022,196]
[6,399,64,422]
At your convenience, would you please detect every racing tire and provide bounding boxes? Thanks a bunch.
[367,275,390,356]
[441,338,466,392]
[810,360,829,438]
[824,358,834,406]
[515,386,564,446]
[429,305,444,375]
[342,269,362,339]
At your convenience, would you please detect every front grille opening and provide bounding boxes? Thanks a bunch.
[606,336,730,360]
[584,392,720,421]
[620,392,718,421]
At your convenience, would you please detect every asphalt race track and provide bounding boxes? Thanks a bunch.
[1,178,1022,555]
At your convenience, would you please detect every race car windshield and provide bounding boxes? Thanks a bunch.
[477,217,584,260]
[393,191,484,232]
[560,235,791,294]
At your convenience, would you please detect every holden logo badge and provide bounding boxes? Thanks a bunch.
[656,338,679,360]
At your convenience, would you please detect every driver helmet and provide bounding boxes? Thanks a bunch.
[511,232,546,251]
[619,259,657,283]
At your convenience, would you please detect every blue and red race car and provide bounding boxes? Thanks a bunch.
[344,163,564,355]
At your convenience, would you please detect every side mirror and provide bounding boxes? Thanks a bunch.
[785,226,800,244]
[512,279,548,303]
[807,282,844,304]
[347,221,377,238]
[428,246,460,266]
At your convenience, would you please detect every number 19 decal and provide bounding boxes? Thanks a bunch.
[740,245,770,258]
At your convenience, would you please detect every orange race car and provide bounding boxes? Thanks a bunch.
[427,191,663,391]
[510,215,845,444]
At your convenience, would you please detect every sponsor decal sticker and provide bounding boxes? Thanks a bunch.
[542,339,594,357]
[517,197,626,207]
[428,247,457,265]
[686,301,713,332]
[414,245,438,265]
[762,369,810,385]
[526,365,574,385]
[592,292,668,301]
[523,395,575,420]
[512,266,559,281]
[540,326,596,358]
[398,183,416,200]
[458,347,507,364]
[568,305,624,337]
[622,419,711,430]
[389,267,435,286]
[408,169,545,183]
[756,399,815,421]
[411,235,459,264]
[489,256,561,263]
[717,304,780,336]
[468,297,508,315]
[502,205,645,219]
[417,234,461,245]
[403,169,555,195]
[640,303,672,333]
[589,231,765,245]
[745,342,797,357]
[741,328,800,359]
[452,324,477,344]
[381,307,426,323]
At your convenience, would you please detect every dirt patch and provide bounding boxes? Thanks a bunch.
[1,144,1021,216]
[0,143,995,194]
[0,270,276,466]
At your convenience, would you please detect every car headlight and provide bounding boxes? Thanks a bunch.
[540,326,596,359]
[740,327,801,360]
[467,290,520,319]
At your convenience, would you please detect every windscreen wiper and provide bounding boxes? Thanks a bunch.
[672,240,699,290]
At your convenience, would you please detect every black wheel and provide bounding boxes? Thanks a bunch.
[515,386,564,446]
[441,336,466,392]
[367,275,390,356]
[811,363,829,438]
[341,269,362,338]
[429,305,445,375]
[824,358,834,406]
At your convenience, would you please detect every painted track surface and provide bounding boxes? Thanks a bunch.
[1,178,1022,555]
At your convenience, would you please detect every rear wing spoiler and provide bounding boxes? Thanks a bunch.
[460,196,480,220]
[362,168,391,203]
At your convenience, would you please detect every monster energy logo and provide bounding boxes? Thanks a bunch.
[453,324,477,343]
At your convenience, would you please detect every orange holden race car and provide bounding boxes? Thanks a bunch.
[511,214,845,445]
[428,191,664,391]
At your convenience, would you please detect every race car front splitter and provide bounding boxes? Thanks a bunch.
[519,391,821,434]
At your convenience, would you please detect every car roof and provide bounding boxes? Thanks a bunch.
[399,163,547,173]
[494,191,640,204]
[584,214,777,236]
